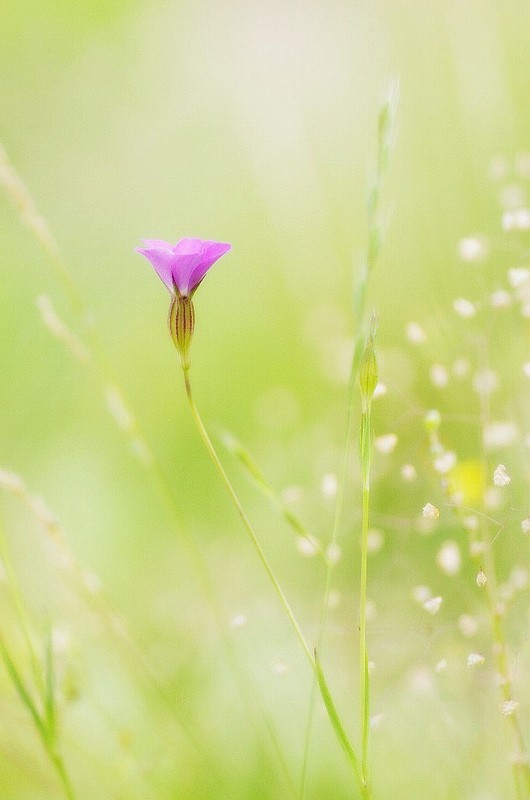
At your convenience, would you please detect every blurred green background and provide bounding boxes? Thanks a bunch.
[2,1,530,798]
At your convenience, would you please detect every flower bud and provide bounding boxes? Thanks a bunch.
[169,295,195,370]
[359,313,378,412]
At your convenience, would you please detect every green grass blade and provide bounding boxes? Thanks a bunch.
[313,647,363,790]
[0,634,48,743]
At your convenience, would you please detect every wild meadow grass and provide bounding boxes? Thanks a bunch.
[2,7,530,798]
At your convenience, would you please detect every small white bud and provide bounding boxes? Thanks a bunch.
[423,596,443,615]
[325,542,342,565]
[459,614,478,638]
[230,614,247,629]
[453,298,477,318]
[467,653,485,667]
[476,569,487,587]
[422,502,440,519]
[375,433,398,454]
[493,464,511,487]
[429,364,449,388]
[437,541,461,576]
[501,699,520,717]
[473,368,498,396]
[521,519,530,534]
[405,321,427,344]
[483,421,518,450]
[458,236,487,262]
[400,464,417,482]
[433,451,457,475]
[296,536,320,557]
[321,473,337,497]
[491,290,512,309]
[508,267,530,287]
[367,528,384,554]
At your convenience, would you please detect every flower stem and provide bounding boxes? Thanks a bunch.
[182,368,314,668]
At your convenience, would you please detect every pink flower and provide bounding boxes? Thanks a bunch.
[136,237,231,297]
[136,237,231,370]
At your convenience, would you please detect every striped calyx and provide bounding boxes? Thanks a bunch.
[169,295,195,370]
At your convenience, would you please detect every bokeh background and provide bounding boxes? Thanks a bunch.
[2,1,530,798]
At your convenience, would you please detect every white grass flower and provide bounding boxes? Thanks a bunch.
[325,542,342,565]
[453,297,477,318]
[476,569,487,587]
[437,541,461,576]
[429,364,449,388]
[405,321,427,343]
[412,585,432,604]
[423,596,443,615]
[422,502,440,519]
[458,236,488,262]
[510,566,530,591]
[230,614,247,629]
[508,267,530,287]
[272,661,290,676]
[501,699,520,717]
[296,536,320,557]
[459,614,478,638]
[321,473,337,497]
[521,519,530,534]
[400,464,417,482]
[463,515,479,532]
[491,290,512,309]
[484,487,503,509]
[433,451,457,475]
[493,464,511,487]
[375,433,398,454]
[523,363,530,378]
[370,713,385,729]
[473,368,498,396]
[483,421,518,449]
[467,653,485,667]
[435,659,448,673]
[503,209,530,231]
[367,528,384,554]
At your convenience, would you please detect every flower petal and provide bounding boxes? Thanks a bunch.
[187,242,232,294]
[135,245,177,293]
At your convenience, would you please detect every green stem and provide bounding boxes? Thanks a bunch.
[50,750,77,800]
[183,368,314,668]
[359,484,371,790]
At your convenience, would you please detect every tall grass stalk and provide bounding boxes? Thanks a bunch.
[299,82,398,798]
